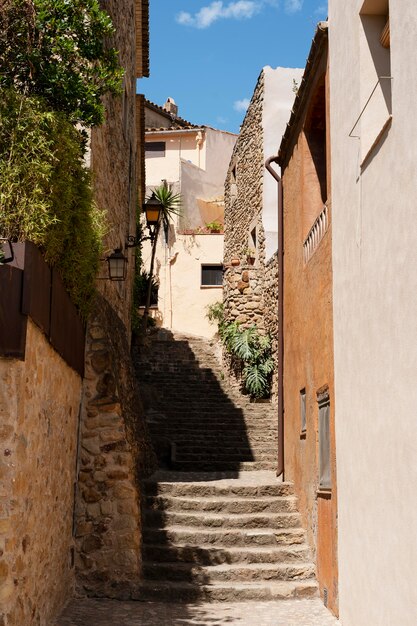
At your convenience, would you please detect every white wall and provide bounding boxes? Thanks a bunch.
[262,66,304,260]
[142,234,224,338]
[329,2,417,624]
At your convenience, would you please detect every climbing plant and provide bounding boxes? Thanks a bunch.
[0,0,123,127]
[0,89,107,318]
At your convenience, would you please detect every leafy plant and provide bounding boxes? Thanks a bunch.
[140,183,182,331]
[206,302,273,398]
[205,220,223,232]
[0,0,123,127]
[0,89,107,317]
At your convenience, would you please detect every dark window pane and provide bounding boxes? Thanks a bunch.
[145,142,166,158]
[201,265,223,286]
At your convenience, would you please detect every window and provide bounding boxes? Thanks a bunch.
[145,141,166,158]
[201,265,223,287]
[300,388,306,434]
[318,389,331,490]
[355,0,392,163]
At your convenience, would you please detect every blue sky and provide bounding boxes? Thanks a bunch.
[139,0,328,134]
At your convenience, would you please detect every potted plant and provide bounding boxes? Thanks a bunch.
[205,220,223,233]
[244,247,256,265]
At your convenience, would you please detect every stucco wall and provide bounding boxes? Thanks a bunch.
[0,320,82,626]
[142,233,224,338]
[329,2,417,625]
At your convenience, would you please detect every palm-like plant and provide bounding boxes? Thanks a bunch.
[141,182,181,332]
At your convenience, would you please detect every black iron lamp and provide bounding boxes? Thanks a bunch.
[106,248,127,281]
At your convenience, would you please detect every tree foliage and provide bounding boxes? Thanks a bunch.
[0,0,123,126]
[0,89,107,317]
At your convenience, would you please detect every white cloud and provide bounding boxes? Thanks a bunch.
[176,1,262,29]
[234,98,251,112]
[285,0,303,13]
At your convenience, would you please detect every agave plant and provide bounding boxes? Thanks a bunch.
[206,302,273,399]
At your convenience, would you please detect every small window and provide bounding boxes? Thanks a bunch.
[145,141,166,158]
[300,388,306,434]
[201,265,223,287]
[318,389,331,490]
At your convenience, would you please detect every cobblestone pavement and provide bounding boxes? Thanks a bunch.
[56,598,340,625]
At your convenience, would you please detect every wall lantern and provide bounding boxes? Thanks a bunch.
[143,194,163,243]
[0,238,14,264]
[106,248,127,281]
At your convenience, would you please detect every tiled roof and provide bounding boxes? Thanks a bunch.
[144,98,200,130]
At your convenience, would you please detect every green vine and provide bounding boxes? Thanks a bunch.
[207,302,273,398]
[0,90,107,318]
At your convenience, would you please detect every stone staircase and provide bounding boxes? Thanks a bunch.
[134,471,318,601]
[133,331,318,602]
[134,331,278,471]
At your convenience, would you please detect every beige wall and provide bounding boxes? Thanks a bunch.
[0,320,81,626]
[143,126,236,337]
[329,2,417,624]
[143,233,224,338]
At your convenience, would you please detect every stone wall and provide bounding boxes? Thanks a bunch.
[264,252,279,407]
[223,70,280,398]
[224,71,265,265]
[0,320,82,626]
[91,0,139,331]
[75,295,156,598]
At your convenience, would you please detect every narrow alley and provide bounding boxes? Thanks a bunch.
[56,332,339,625]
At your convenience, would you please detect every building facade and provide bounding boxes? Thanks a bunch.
[142,99,237,338]
[329,1,417,624]
[277,24,338,615]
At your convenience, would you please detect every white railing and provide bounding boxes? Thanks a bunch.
[303,205,329,263]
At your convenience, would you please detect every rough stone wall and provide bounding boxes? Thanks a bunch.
[75,295,156,598]
[0,320,82,626]
[264,252,279,407]
[224,71,265,265]
[223,70,280,396]
[91,0,138,331]
[223,71,266,324]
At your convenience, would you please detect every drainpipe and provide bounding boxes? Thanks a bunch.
[265,155,284,480]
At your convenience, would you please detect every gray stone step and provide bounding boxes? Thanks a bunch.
[142,544,311,565]
[145,494,298,514]
[143,477,295,498]
[171,460,277,471]
[143,561,316,584]
[132,579,318,602]
[144,510,302,530]
[142,526,307,548]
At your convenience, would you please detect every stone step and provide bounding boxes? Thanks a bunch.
[143,478,294,498]
[171,460,277,471]
[143,510,301,530]
[142,526,306,548]
[142,544,311,565]
[142,561,316,584]
[132,579,318,603]
[145,495,298,514]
